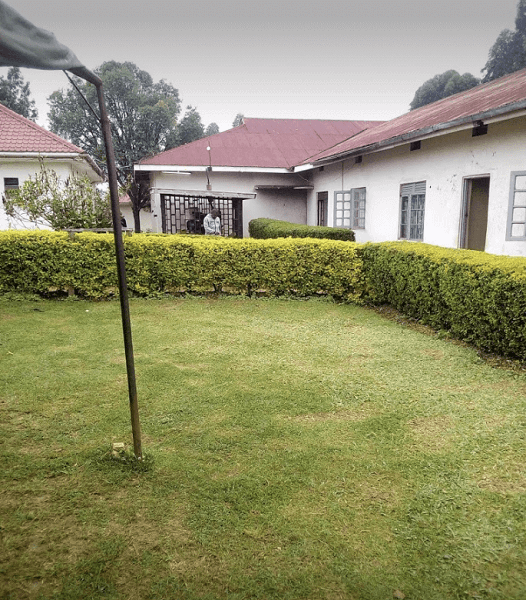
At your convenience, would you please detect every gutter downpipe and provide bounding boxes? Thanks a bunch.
[70,67,142,460]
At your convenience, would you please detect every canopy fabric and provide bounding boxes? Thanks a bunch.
[0,0,83,70]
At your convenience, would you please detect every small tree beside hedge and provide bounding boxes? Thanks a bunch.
[249,218,355,241]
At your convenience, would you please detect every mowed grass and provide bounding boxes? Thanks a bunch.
[1,296,525,600]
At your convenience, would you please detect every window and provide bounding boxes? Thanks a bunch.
[3,177,19,190]
[507,172,526,240]
[334,188,366,229]
[399,181,426,240]
[317,191,328,226]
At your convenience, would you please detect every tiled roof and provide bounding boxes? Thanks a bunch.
[0,102,84,153]
[307,68,526,164]
[139,118,384,169]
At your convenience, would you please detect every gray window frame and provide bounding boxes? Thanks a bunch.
[506,171,526,241]
[399,181,426,241]
[334,188,366,229]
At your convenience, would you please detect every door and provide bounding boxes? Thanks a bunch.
[460,177,489,251]
[317,191,328,226]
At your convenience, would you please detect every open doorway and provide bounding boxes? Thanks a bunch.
[460,176,490,251]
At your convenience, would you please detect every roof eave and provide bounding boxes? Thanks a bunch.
[310,100,526,166]
[135,164,293,174]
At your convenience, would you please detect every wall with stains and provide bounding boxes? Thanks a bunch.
[308,115,526,256]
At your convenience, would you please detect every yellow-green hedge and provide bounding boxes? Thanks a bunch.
[361,242,526,360]
[1,232,525,359]
[0,231,363,302]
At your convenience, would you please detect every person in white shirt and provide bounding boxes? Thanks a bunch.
[203,208,221,235]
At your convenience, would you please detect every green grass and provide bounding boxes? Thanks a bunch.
[1,295,525,600]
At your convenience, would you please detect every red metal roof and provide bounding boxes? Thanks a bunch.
[139,118,383,169]
[307,68,526,164]
[0,102,84,153]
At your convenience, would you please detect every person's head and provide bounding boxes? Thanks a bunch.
[211,208,220,219]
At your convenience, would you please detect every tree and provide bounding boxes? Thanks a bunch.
[0,67,38,120]
[178,105,205,146]
[3,164,112,230]
[47,61,181,231]
[232,113,244,128]
[482,0,526,82]
[205,122,220,136]
[410,70,480,110]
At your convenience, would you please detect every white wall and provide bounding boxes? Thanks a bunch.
[309,116,526,257]
[119,203,154,232]
[0,158,100,230]
[149,170,308,237]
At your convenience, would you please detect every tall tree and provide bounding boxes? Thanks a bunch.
[483,0,526,82]
[47,61,181,231]
[0,67,38,120]
[410,70,480,110]
[178,105,205,146]
[205,122,220,136]
[232,113,244,127]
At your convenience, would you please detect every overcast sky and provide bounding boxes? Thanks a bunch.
[0,0,520,132]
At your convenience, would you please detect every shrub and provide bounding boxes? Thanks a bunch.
[0,231,363,302]
[361,242,526,360]
[249,218,355,241]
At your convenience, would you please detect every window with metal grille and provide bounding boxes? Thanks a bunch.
[160,193,243,237]
[399,181,426,240]
[317,191,328,226]
[3,177,19,190]
[506,172,526,240]
[334,188,366,229]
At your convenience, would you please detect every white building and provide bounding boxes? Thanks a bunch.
[0,102,103,229]
[136,69,526,256]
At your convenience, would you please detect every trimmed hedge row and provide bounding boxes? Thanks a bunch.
[249,218,356,241]
[1,232,525,360]
[0,231,363,302]
[361,242,526,360]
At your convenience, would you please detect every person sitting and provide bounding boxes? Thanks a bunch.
[203,208,221,235]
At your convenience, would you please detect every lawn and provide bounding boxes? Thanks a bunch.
[1,296,525,600]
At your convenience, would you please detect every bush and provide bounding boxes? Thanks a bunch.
[1,232,525,360]
[0,231,363,302]
[249,218,355,241]
[361,242,526,360]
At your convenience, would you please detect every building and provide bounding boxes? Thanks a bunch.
[136,69,526,256]
[0,102,103,229]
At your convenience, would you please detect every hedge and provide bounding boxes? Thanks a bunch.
[0,231,363,303]
[1,232,525,360]
[249,218,356,241]
[361,242,526,360]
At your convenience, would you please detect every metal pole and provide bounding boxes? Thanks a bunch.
[94,82,143,460]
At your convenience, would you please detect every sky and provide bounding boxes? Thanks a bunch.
[0,0,521,133]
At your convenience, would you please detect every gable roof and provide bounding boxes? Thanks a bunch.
[138,117,384,170]
[307,68,526,165]
[0,101,84,153]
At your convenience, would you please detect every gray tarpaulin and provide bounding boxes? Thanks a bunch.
[0,0,83,70]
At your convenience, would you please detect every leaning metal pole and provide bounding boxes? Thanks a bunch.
[96,82,142,460]
[70,65,143,460]
[96,84,142,459]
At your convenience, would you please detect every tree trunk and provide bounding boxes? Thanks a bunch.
[132,203,141,233]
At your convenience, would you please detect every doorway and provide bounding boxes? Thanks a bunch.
[460,177,490,251]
